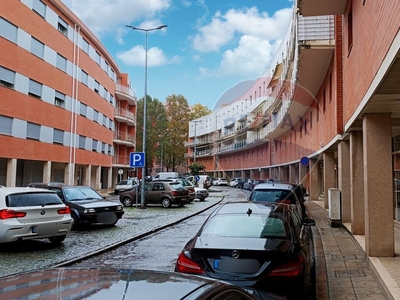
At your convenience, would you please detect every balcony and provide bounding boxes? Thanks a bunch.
[297,0,347,17]
[115,84,136,106]
[112,154,129,167]
[114,107,136,126]
[113,130,136,146]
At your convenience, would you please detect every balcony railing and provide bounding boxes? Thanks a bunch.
[113,130,136,145]
[115,107,136,126]
[115,84,136,105]
[113,154,129,166]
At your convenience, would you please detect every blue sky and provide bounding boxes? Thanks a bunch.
[61,0,293,110]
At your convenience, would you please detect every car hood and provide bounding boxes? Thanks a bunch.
[67,199,120,208]
[0,268,232,300]
[195,236,291,252]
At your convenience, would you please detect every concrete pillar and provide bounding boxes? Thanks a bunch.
[43,161,51,183]
[363,113,394,257]
[350,131,365,235]
[299,163,306,184]
[338,140,351,223]
[289,164,296,183]
[323,152,335,209]
[6,158,17,187]
[107,167,112,190]
[95,166,101,190]
[310,158,319,201]
[85,165,91,187]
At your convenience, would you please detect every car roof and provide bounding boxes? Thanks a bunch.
[252,182,295,190]
[211,201,288,216]
[0,187,55,198]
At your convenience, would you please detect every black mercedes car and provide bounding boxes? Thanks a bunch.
[175,201,315,299]
[28,183,124,228]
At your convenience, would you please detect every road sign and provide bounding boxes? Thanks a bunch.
[118,169,123,175]
[300,156,310,166]
[130,152,145,168]
[194,175,200,182]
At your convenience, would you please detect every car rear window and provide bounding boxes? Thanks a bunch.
[6,192,63,207]
[169,182,184,190]
[249,189,297,204]
[202,215,287,238]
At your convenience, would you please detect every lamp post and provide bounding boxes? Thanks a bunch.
[192,120,202,163]
[126,24,167,208]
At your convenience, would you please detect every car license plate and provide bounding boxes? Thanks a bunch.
[182,198,187,201]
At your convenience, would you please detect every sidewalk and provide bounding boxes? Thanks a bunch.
[307,200,397,300]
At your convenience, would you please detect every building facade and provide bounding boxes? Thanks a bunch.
[187,0,400,257]
[0,0,137,189]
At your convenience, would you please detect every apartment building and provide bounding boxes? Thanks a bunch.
[187,0,400,257]
[0,0,137,189]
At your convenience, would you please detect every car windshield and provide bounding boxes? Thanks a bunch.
[250,189,297,204]
[64,187,102,201]
[202,214,287,238]
[7,192,63,207]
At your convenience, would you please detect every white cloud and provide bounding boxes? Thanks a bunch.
[60,0,170,37]
[117,46,179,67]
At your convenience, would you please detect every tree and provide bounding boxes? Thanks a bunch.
[188,162,206,175]
[190,103,211,120]
[164,94,190,171]
[136,95,168,176]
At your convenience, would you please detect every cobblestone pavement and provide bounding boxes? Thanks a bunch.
[0,194,224,278]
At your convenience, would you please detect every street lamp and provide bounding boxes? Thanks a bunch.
[192,120,202,162]
[126,24,167,208]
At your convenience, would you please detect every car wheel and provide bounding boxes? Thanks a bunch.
[161,197,171,208]
[200,198,205,202]
[71,213,80,229]
[49,235,66,245]
[122,197,133,207]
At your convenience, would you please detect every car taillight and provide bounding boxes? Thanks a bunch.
[0,209,27,219]
[171,191,178,196]
[176,251,205,275]
[57,206,71,215]
[266,255,304,277]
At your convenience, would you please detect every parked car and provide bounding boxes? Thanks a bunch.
[114,178,138,195]
[229,178,242,187]
[194,186,209,201]
[119,180,189,208]
[243,179,255,190]
[265,178,282,184]
[212,178,228,186]
[0,187,72,244]
[249,179,265,191]
[175,201,315,299]
[248,182,306,219]
[28,183,124,228]
[0,267,286,300]
[153,172,179,180]
[236,178,247,189]
[167,178,196,202]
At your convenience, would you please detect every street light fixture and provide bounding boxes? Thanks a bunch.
[126,24,167,208]
[192,120,202,163]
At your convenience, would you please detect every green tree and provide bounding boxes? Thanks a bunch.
[188,162,206,175]
[164,94,190,171]
[136,95,167,176]
[190,103,211,120]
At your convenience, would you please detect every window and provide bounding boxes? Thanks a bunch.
[81,70,88,85]
[53,129,64,144]
[93,110,99,123]
[55,91,65,108]
[79,135,86,149]
[82,38,89,53]
[0,18,17,43]
[108,145,112,155]
[27,122,40,140]
[103,115,107,127]
[80,103,87,116]
[94,81,99,93]
[58,17,68,36]
[110,94,114,105]
[92,139,98,152]
[33,0,46,18]
[102,142,106,153]
[0,115,12,135]
[31,37,44,58]
[28,79,42,98]
[111,69,115,80]
[105,61,109,73]
[56,54,67,72]
[109,120,114,130]
[0,67,15,88]
[104,88,108,100]
[95,51,101,65]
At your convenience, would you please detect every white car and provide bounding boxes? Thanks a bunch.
[114,178,138,195]
[229,178,242,187]
[212,178,228,186]
[194,187,209,201]
[0,187,72,244]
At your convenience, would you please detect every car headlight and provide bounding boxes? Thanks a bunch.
[84,208,96,213]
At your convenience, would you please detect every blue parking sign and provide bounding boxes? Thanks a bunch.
[130,152,145,167]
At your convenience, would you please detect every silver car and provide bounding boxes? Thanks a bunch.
[0,187,72,244]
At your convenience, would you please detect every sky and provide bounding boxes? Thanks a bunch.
[61,0,293,110]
